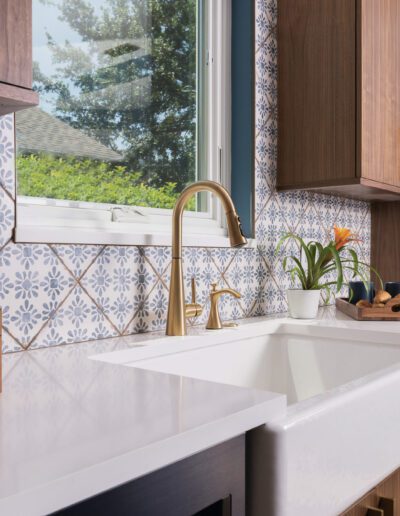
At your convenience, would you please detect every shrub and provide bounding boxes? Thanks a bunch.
[17,154,195,210]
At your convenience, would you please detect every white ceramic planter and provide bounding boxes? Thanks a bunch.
[287,289,321,319]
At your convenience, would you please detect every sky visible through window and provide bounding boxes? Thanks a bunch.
[17,0,199,211]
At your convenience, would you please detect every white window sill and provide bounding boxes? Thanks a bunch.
[14,224,258,248]
[15,197,255,248]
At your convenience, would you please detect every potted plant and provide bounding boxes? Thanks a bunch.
[276,226,376,319]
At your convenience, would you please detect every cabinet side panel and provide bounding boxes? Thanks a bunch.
[371,202,400,284]
[361,0,400,188]
[277,0,356,188]
[0,0,32,89]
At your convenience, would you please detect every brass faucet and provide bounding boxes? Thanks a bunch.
[166,180,247,336]
[206,283,241,330]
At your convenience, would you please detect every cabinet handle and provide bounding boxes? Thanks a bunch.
[366,507,384,516]
[366,497,395,516]
[378,496,394,516]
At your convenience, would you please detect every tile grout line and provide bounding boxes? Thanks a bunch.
[0,237,12,255]
[0,182,14,203]
[2,326,26,351]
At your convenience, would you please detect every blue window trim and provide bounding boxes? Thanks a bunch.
[231,0,254,238]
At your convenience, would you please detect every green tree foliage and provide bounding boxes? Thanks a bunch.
[17,154,194,209]
[33,0,197,191]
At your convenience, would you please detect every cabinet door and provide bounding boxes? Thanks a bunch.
[0,0,32,89]
[361,0,400,189]
[278,0,356,189]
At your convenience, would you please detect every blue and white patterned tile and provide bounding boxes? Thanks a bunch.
[254,249,272,284]
[81,246,156,333]
[235,254,265,315]
[185,258,223,308]
[0,188,14,247]
[207,247,237,275]
[52,244,104,278]
[0,115,15,199]
[277,190,310,234]
[0,169,15,199]
[125,280,169,334]
[357,212,371,262]
[260,194,286,233]
[2,244,75,345]
[255,0,276,49]
[0,0,373,351]
[224,248,255,289]
[145,281,169,331]
[254,174,271,218]
[142,246,171,278]
[31,285,119,348]
[332,199,352,231]
[259,281,287,315]
[172,251,228,327]
[256,208,290,268]
[1,328,24,353]
[312,194,341,237]
[0,115,14,134]
[295,202,325,244]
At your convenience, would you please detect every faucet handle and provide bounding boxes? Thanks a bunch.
[206,284,241,330]
[185,277,203,319]
[191,277,197,303]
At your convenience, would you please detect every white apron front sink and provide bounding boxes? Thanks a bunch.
[93,318,400,515]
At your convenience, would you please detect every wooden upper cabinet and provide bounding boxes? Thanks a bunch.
[278,0,400,201]
[361,0,400,190]
[0,0,38,115]
[0,0,32,88]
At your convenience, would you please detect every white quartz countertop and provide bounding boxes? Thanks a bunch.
[0,321,285,516]
[2,307,400,516]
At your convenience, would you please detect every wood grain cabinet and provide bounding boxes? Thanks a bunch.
[277,0,400,201]
[0,0,38,115]
[342,467,400,515]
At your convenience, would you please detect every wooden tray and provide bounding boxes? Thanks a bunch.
[336,297,400,321]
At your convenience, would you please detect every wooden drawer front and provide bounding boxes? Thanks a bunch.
[342,468,400,515]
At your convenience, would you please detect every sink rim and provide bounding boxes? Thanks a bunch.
[91,316,400,421]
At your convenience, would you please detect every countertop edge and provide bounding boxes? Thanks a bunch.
[1,393,285,516]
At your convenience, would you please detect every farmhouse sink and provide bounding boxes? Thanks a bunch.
[122,331,400,405]
[93,318,400,515]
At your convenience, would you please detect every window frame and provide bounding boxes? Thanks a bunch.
[14,0,254,248]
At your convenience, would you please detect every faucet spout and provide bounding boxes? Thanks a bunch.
[166,180,247,336]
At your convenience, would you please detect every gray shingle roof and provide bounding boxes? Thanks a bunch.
[16,107,123,162]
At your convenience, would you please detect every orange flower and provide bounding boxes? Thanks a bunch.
[333,225,360,250]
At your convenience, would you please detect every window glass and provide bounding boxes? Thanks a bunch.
[17,0,201,211]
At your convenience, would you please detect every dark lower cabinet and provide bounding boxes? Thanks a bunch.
[53,435,245,516]
[194,498,232,516]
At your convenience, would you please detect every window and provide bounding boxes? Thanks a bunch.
[15,0,254,246]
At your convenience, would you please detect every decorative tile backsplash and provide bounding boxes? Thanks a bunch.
[0,0,370,353]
